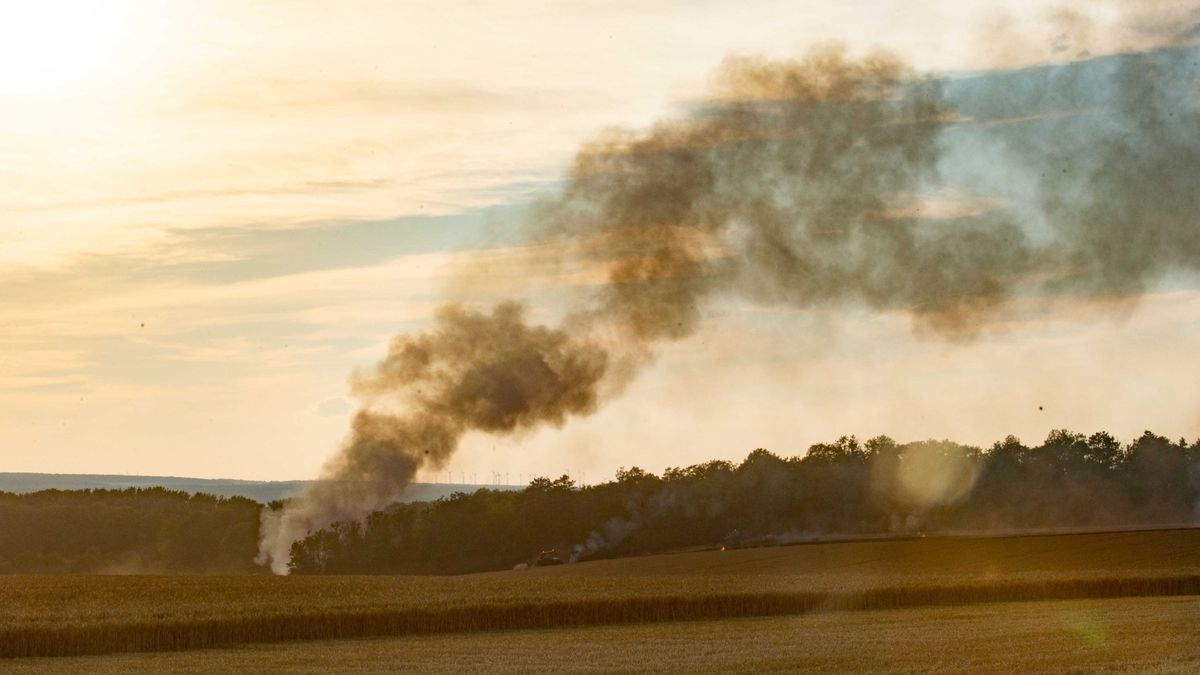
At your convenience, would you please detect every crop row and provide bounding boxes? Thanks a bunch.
[3,574,1198,659]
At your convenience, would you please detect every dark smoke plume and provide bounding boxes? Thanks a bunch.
[258,303,606,572]
[259,45,1200,572]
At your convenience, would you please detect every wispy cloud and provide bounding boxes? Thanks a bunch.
[6,0,1195,270]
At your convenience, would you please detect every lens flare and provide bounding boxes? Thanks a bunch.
[895,444,980,510]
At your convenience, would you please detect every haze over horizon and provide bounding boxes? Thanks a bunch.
[3,0,1199,485]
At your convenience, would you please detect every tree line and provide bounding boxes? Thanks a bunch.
[0,429,1196,574]
[288,429,1200,574]
[0,487,262,573]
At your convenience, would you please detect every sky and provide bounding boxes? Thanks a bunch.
[2,0,1199,482]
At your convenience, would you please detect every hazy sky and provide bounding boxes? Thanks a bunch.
[2,0,1198,482]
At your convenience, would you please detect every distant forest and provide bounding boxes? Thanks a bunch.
[1,429,1197,575]
[0,488,261,573]
[289,430,1200,574]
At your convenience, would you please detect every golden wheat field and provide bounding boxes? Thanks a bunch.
[2,528,1199,663]
[9,596,1200,674]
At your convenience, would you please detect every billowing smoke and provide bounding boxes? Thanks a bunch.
[258,45,1199,573]
[541,45,1199,339]
[571,516,639,564]
[538,48,1025,339]
[258,303,607,573]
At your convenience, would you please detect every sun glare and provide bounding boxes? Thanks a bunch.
[0,1,144,98]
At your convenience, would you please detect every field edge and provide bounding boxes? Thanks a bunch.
[4,574,1199,659]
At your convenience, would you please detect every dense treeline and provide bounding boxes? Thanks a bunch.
[290,430,1200,575]
[0,488,262,573]
[1,430,1196,575]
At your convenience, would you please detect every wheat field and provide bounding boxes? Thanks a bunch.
[8,596,1200,673]
[2,528,1198,659]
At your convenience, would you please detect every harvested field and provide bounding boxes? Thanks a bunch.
[9,596,1200,673]
[2,528,1199,659]
[505,527,1200,579]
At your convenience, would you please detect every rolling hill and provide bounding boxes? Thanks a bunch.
[0,473,517,504]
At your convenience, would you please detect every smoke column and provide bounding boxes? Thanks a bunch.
[258,45,1199,573]
[258,303,607,573]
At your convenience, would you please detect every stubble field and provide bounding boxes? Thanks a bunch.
[9,596,1200,673]
[3,528,1199,667]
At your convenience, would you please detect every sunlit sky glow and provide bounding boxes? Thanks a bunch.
[2,0,1198,481]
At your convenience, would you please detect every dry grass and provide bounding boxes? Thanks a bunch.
[2,528,1198,659]
[8,596,1200,673]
